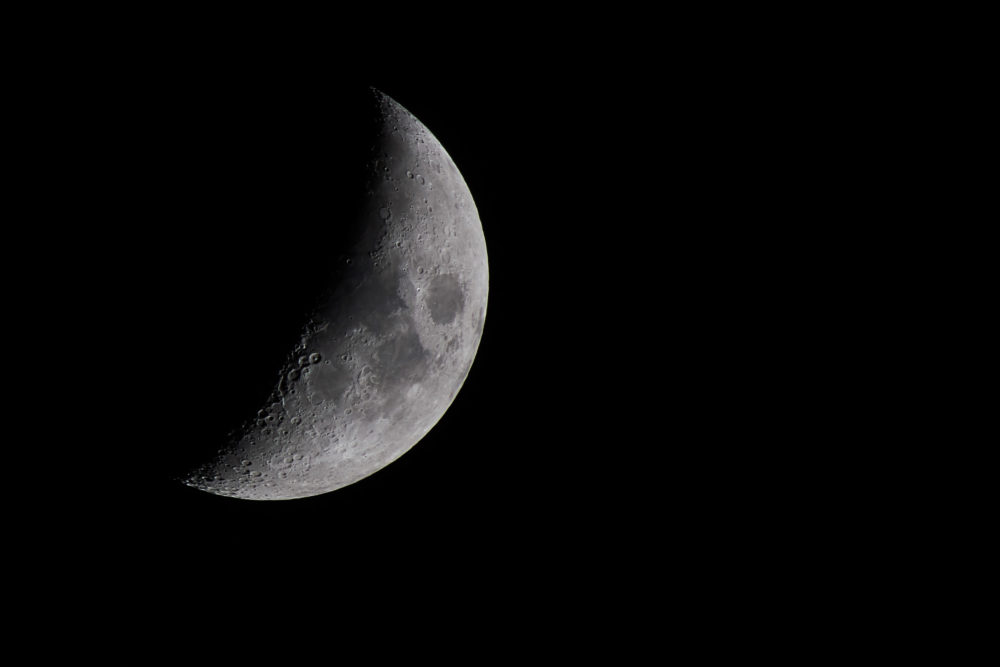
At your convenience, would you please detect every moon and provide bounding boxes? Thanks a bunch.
[180,88,488,500]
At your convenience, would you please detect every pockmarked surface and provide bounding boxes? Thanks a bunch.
[182,90,488,500]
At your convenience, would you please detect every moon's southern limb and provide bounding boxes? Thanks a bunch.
[181,89,488,500]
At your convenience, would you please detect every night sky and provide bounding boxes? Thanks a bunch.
[45,72,648,580]
[15,22,859,655]
[24,54,692,628]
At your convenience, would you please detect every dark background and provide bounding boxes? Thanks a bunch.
[11,19,908,654]
[38,65,671,602]
[12,29,875,655]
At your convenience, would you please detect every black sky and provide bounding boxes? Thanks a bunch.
[13,20,885,653]
[46,72,649,580]
[14,46,708,625]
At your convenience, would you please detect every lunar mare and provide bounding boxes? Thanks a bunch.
[182,89,488,500]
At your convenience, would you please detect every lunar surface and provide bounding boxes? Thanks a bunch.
[181,89,488,500]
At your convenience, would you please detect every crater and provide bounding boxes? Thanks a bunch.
[309,363,353,403]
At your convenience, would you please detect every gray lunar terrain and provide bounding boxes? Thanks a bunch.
[182,89,488,500]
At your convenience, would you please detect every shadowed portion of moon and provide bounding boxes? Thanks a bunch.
[149,83,379,484]
[173,87,488,500]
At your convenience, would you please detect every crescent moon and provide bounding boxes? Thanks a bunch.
[181,88,488,500]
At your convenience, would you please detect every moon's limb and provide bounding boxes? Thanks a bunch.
[182,89,488,500]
